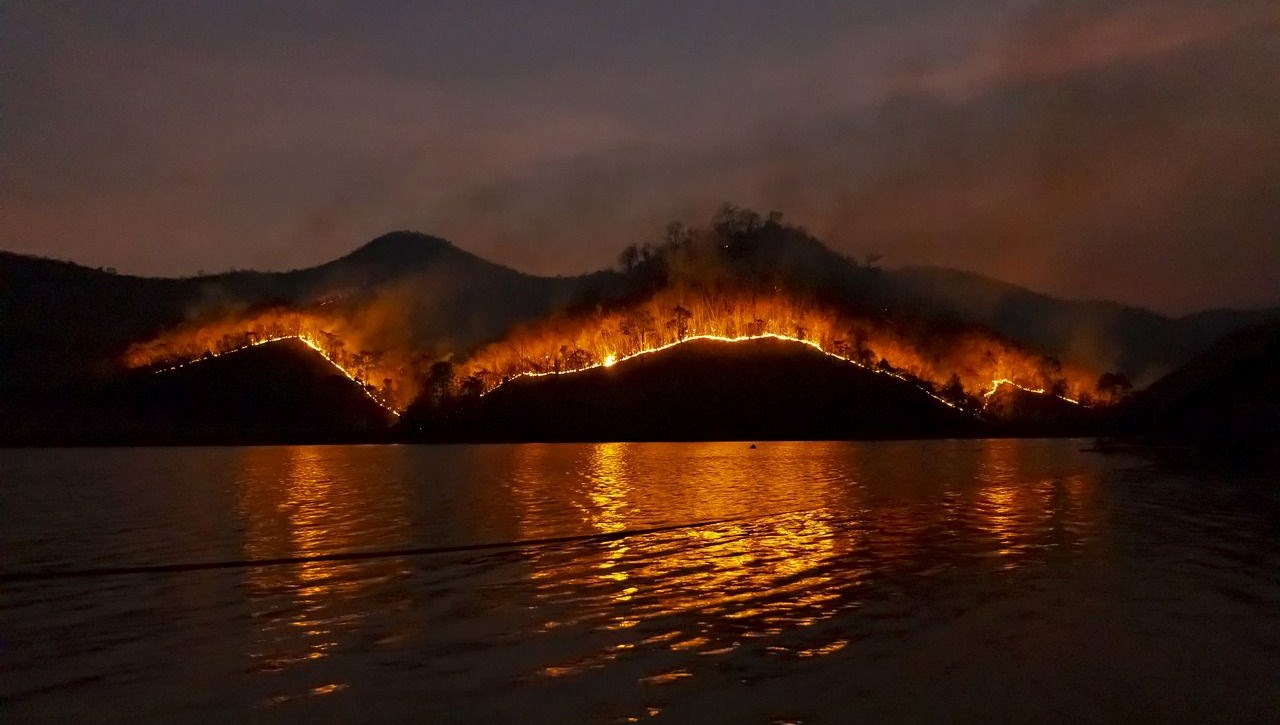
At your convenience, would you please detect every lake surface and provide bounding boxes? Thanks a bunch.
[2,440,1278,723]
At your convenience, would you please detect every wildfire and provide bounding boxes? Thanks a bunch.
[482,332,975,412]
[123,308,417,413]
[125,288,1099,418]
[984,378,1081,406]
[455,289,1099,412]
[151,334,401,416]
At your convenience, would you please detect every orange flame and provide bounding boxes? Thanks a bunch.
[124,289,1099,416]
[123,308,416,413]
[457,289,1096,409]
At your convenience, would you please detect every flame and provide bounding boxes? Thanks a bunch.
[984,378,1081,406]
[152,334,401,416]
[124,288,1098,417]
[457,290,1098,412]
[123,309,412,414]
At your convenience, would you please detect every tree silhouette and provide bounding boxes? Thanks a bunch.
[712,203,763,238]
[667,305,693,340]
[426,361,455,406]
[940,373,966,406]
[853,328,874,366]
[562,346,593,370]
[1039,356,1063,390]
[459,375,485,400]
[618,245,640,273]
[662,222,688,248]
[621,308,657,349]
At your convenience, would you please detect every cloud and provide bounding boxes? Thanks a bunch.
[2,0,1278,313]
[899,1,1280,99]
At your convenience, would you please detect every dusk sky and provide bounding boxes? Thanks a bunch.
[4,0,1278,314]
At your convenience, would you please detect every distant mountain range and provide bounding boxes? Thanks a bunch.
[886,266,1279,386]
[2,222,1276,444]
[4,230,1272,391]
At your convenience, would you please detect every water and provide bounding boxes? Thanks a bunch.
[2,440,1278,723]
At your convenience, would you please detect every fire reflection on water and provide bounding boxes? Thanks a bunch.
[7,443,1272,723]
[513,442,854,674]
[220,441,1104,715]
[975,440,1100,566]
[504,441,1102,684]
[234,446,411,705]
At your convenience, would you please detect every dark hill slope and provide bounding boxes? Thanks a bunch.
[4,226,1273,404]
[0,253,194,397]
[1121,320,1280,447]
[406,338,979,442]
[886,266,1280,386]
[2,339,395,445]
[0,232,608,396]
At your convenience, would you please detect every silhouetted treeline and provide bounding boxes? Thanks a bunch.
[3,208,1276,446]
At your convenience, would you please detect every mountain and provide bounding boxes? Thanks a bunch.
[3,215,1275,444]
[404,337,980,442]
[885,266,1280,386]
[0,232,611,399]
[3,338,394,446]
[1120,320,1280,447]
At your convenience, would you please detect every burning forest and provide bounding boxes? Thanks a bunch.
[122,308,421,413]
[454,288,1094,412]
[122,207,1109,421]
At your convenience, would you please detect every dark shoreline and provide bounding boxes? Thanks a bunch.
[0,429,1105,449]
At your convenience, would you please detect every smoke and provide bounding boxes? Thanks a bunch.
[4,0,1278,314]
[401,7,1278,317]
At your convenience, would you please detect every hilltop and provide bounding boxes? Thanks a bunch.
[4,221,1273,402]
[0,232,608,398]
[3,206,1277,444]
[404,337,980,442]
[4,338,395,446]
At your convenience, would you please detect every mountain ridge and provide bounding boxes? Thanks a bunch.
[885,264,1280,384]
[3,226,1276,400]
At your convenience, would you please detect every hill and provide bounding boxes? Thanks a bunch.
[403,337,980,442]
[1,338,396,445]
[886,266,1280,386]
[1120,320,1280,447]
[0,232,607,398]
[4,209,1277,443]
[5,226,1272,405]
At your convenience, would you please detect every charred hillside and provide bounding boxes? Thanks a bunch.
[0,232,604,398]
[403,337,981,442]
[4,205,1276,445]
[2,339,395,446]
